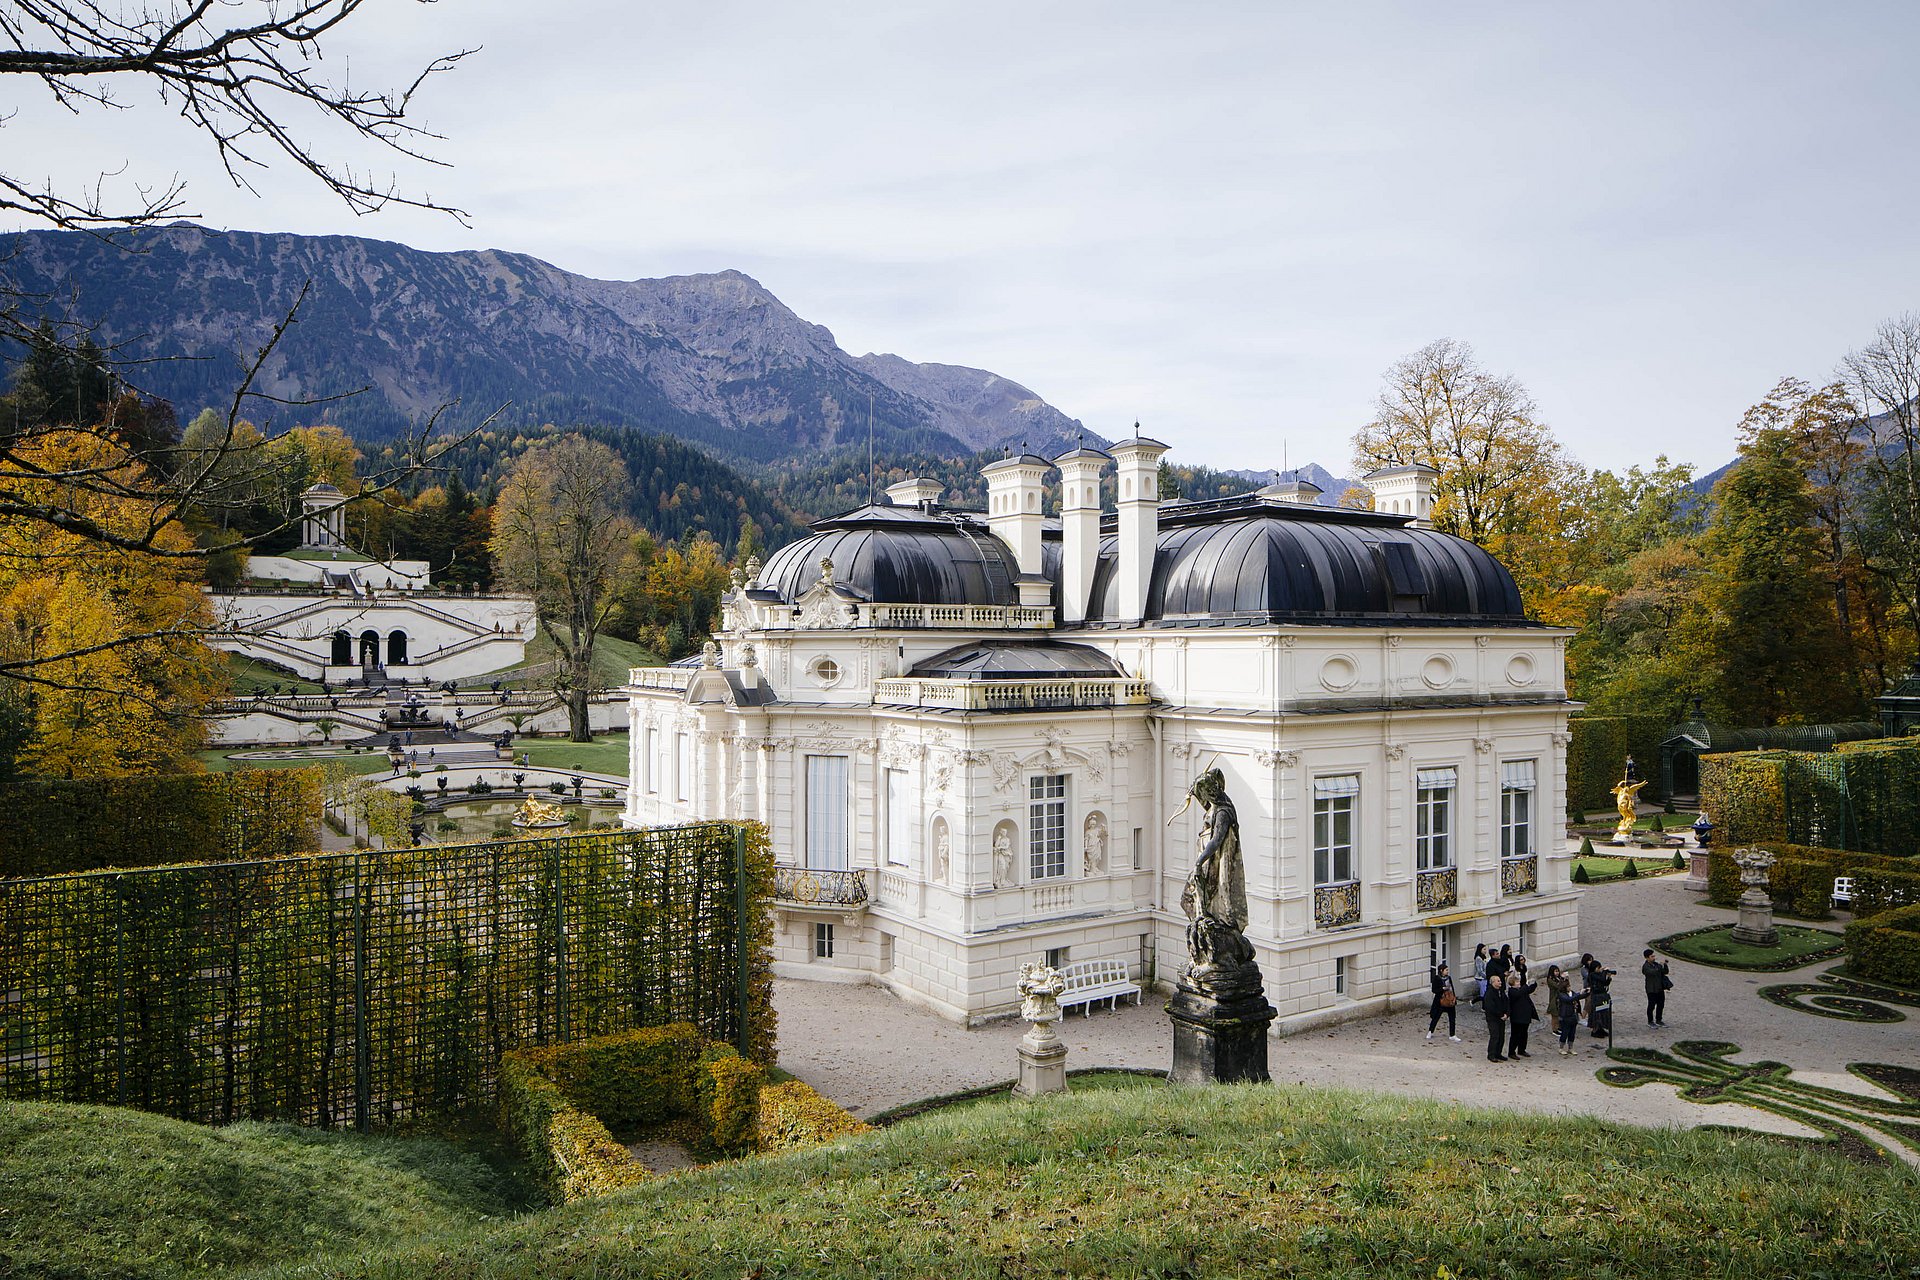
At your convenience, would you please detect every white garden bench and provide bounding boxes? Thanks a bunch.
[1832,876,1855,909]
[1056,959,1143,1015]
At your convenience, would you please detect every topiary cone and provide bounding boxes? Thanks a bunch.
[1622,856,1640,879]
[1572,863,1591,884]
[1578,836,1595,858]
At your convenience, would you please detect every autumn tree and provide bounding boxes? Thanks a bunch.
[1352,338,1596,624]
[0,430,224,776]
[1697,429,1860,726]
[490,436,633,741]
[1841,314,1920,663]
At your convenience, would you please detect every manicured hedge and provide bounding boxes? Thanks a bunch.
[0,823,775,1128]
[0,769,324,876]
[1567,715,1668,817]
[1855,867,1920,918]
[1845,903,1920,989]
[499,1024,864,1204]
[1700,738,1920,856]
[1705,842,1916,918]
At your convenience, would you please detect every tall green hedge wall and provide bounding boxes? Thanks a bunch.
[1845,902,1920,988]
[1567,715,1667,818]
[0,769,324,877]
[1703,842,1914,917]
[1699,737,1920,856]
[0,821,776,1129]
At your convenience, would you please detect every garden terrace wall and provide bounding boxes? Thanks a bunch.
[0,769,324,877]
[0,822,775,1129]
[1699,738,1920,855]
[1567,715,1668,817]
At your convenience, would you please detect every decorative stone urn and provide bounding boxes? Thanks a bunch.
[1731,847,1779,947]
[1013,963,1068,1098]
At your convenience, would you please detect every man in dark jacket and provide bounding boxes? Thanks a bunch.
[1642,948,1671,1027]
[1486,944,1513,985]
[1506,972,1539,1058]
[1483,973,1510,1062]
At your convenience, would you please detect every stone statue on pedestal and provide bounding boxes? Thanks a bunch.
[1731,847,1780,947]
[1167,767,1275,1085]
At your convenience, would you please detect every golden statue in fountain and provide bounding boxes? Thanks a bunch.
[512,797,570,829]
[1611,760,1649,845]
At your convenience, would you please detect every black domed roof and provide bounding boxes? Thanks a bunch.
[1085,498,1524,624]
[908,639,1123,680]
[755,504,1021,607]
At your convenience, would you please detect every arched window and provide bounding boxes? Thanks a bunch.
[359,629,381,667]
[388,630,409,665]
[330,631,352,666]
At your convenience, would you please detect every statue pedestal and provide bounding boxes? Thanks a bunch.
[1732,890,1779,947]
[1014,1027,1067,1098]
[1167,964,1276,1086]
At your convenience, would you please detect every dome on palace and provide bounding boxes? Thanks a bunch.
[754,504,1022,607]
[1084,500,1525,625]
[907,639,1125,680]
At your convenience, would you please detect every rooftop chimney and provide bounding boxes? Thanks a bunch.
[1363,464,1440,528]
[1053,443,1110,624]
[883,477,944,509]
[982,451,1052,598]
[1109,432,1170,624]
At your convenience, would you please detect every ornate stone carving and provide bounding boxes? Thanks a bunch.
[1474,738,1495,754]
[1169,742,1195,759]
[1253,748,1298,770]
[1082,811,1108,874]
[990,753,1021,793]
[991,821,1018,888]
[1386,743,1407,761]
[931,817,951,884]
[1176,768,1252,977]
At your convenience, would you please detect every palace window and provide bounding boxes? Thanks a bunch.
[1501,760,1537,858]
[814,922,835,959]
[643,727,657,794]
[676,732,691,803]
[1415,767,1456,871]
[1313,775,1359,885]
[1029,774,1068,880]
[884,768,910,867]
[805,755,850,870]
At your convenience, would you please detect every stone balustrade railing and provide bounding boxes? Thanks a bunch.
[873,677,1153,712]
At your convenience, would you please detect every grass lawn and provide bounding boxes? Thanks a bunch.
[1656,923,1848,970]
[1573,854,1681,883]
[0,1101,530,1280]
[245,1077,1920,1279]
[195,747,393,776]
[1579,810,1700,831]
[222,652,326,695]
[512,624,663,690]
[514,731,629,778]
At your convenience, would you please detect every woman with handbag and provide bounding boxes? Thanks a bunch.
[1427,961,1461,1042]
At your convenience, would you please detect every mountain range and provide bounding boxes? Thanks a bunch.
[0,224,1092,467]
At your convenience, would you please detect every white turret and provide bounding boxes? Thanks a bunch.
[1364,464,1440,527]
[982,450,1051,580]
[300,482,346,550]
[884,477,944,509]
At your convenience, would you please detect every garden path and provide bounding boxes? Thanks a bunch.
[774,874,1906,1146]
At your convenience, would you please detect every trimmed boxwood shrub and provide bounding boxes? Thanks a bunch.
[1846,903,1920,989]
[1705,842,1917,918]
[1855,867,1920,918]
[757,1079,871,1152]
[1701,738,1920,855]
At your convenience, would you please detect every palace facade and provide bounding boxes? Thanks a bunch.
[624,441,1579,1032]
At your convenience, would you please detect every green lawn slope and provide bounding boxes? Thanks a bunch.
[0,1102,528,1280]
[261,1079,1918,1279]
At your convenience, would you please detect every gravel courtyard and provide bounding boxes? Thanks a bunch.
[773,872,1909,1143]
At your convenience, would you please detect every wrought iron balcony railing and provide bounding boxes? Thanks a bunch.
[1314,880,1361,930]
[1415,866,1459,913]
[1500,854,1539,896]
[772,865,869,907]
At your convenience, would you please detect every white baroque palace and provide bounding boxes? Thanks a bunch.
[625,442,1579,1031]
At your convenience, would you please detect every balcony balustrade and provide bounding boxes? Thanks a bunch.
[873,677,1152,713]
[1500,855,1539,896]
[1415,866,1459,913]
[772,865,869,907]
[1314,880,1362,929]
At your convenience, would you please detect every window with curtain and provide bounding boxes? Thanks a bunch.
[1028,774,1067,880]
[1415,766,1456,870]
[1501,760,1537,857]
[1313,774,1359,884]
[806,755,850,870]
[885,768,911,867]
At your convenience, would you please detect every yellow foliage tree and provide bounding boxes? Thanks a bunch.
[0,430,225,777]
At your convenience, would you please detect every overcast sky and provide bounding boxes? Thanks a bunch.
[9,2,1920,476]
